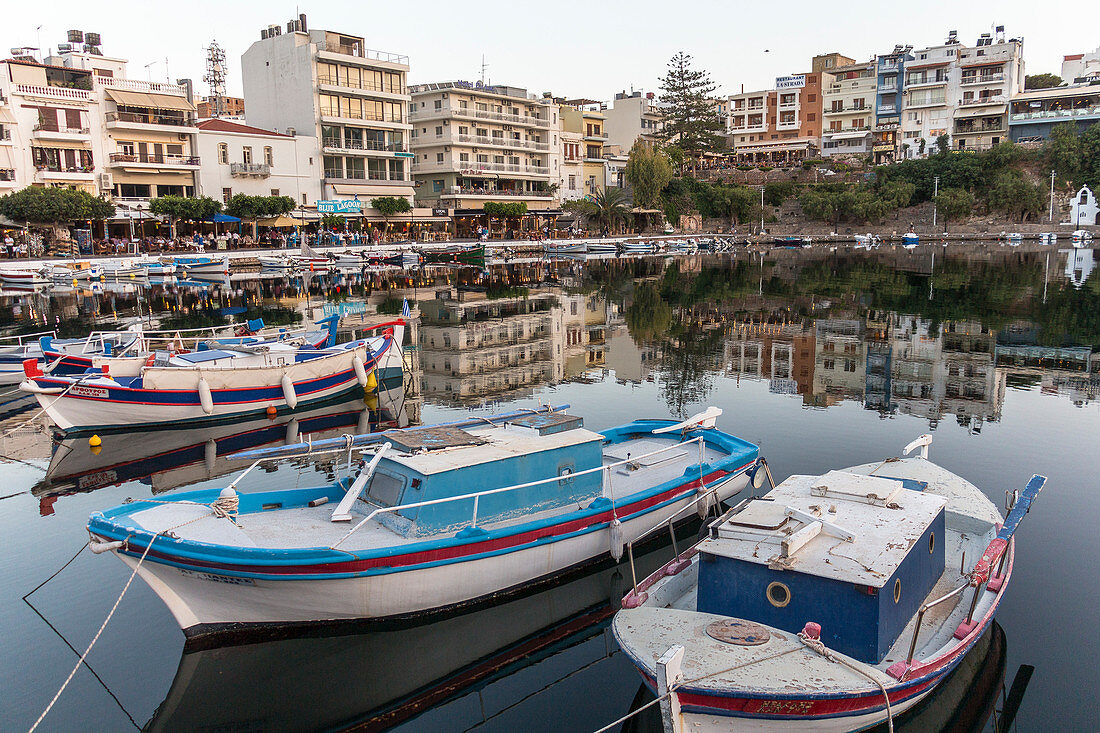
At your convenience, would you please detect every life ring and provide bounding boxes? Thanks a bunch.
[145,354,156,367]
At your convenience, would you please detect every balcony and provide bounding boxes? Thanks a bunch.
[319,42,409,66]
[35,166,95,181]
[878,82,898,93]
[105,110,197,131]
[32,123,90,141]
[415,160,549,177]
[958,95,1006,107]
[322,137,408,154]
[824,105,871,116]
[317,73,407,97]
[319,110,405,126]
[230,162,271,177]
[452,134,549,152]
[905,98,948,110]
[955,123,1006,135]
[108,153,200,168]
[447,187,552,199]
[1010,106,1100,123]
[14,84,92,102]
[0,169,15,184]
[960,73,1005,86]
[323,169,412,184]
[877,104,897,114]
[96,77,189,95]
[905,77,948,88]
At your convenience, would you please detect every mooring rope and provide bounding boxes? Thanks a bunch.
[798,631,894,733]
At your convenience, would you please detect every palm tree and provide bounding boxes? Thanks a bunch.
[583,186,631,234]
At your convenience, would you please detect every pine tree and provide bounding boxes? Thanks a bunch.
[657,52,726,168]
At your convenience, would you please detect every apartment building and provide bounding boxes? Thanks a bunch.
[0,36,201,208]
[560,102,607,197]
[872,47,912,164]
[197,95,245,119]
[899,29,1024,156]
[196,119,320,207]
[1062,47,1100,84]
[604,90,664,152]
[821,60,877,157]
[242,15,415,212]
[408,81,557,233]
[558,108,585,203]
[729,60,835,166]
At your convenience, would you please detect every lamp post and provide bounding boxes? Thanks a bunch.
[1049,170,1056,223]
[932,176,940,230]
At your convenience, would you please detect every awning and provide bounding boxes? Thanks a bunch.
[106,88,196,111]
[255,215,303,227]
[205,213,241,223]
[823,130,872,141]
[954,105,1007,118]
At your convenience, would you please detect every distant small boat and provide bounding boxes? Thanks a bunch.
[0,268,49,285]
[0,330,53,385]
[902,231,920,246]
[422,243,486,264]
[175,256,230,276]
[620,241,658,254]
[1039,232,1057,244]
[586,242,618,254]
[1002,232,1022,246]
[1072,230,1093,248]
[544,242,588,255]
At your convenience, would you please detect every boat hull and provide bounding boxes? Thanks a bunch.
[110,471,750,637]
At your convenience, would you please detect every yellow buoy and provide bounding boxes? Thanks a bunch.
[366,371,378,391]
[88,434,102,448]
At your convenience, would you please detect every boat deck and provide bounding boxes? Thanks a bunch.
[613,457,1005,696]
[127,437,731,553]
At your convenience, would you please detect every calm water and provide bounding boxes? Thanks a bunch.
[2,245,1098,732]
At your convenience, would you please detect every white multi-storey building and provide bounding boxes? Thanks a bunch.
[196,119,320,208]
[409,82,558,235]
[604,91,664,151]
[0,39,199,207]
[899,29,1024,157]
[241,15,415,211]
[821,60,877,157]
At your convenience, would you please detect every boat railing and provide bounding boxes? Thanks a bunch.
[902,580,972,667]
[68,324,316,356]
[328,435,710,550]
[0,330,55,347]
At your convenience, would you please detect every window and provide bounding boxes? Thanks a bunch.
[432,179,443,193]
[346,157,366,179]
[264,146,273,166]
[493,155,504,163]
[459,152,469,162]
[568,174,576,190]
[217,143,228,164]
[434,99,442,110]
[270,188,279,196]
[302,193,307,204]
[458,125,468,135]
[242,146,253,164]
[436,152,444,162]
[222,187,232,203]
[435,126,443,136]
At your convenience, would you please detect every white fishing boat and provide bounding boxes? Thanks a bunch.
[1039,232,1057,244]
[1072,230,1093,248]
[259,254,296,270]
[621,241,658,254]
[85,406,761,639]
[21,323,403,431]
[175,256,230,276]
[45,262,96,281]
[544,242,588,255]
[587,241,618,254]
[612,436,1046,733]
[0,330,54,385]
[0,268,50,285]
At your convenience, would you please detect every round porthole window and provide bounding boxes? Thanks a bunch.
[894,579,902,604]
[929,532,935,554]
[766,581,791,608]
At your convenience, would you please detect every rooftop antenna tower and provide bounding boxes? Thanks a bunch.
[203,40,227,117]
[480,55,489,86]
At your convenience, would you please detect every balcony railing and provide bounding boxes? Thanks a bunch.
[448,187,552,199]
[106,111,196,127]
[877,105,897,114]
[14,84,92,102]
[1010,106,1100,122]
[906,76,949,87]
[322,136,407,152]
[230,162,271,176]
[0,169,15,182]
[324,169,411,182]
[109,153,200,166]
[320,42,409,65]
[415,160,549,176]
[33,123,89,135]
[316,73,406,95]
[960,73,1005,86]
[96,77,189,95]
[454,134,549,151]
[412,105,550,127]
[959,96,1006,106]
[320,109,404,124]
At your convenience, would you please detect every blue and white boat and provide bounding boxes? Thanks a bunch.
[620,241,658,254]
[612,436,1045,733]
[902,231,919,246]
[22,323,403,432]
[85,406,760,639]
[175,255,230,276]
[0,330,53,385]
[544,241,589,255]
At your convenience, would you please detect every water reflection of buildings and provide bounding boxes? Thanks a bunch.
[723,323,815,398]
[416,289,610,405]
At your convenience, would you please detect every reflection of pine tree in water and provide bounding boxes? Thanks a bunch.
[625,282,672,342]
[657,327,725,418]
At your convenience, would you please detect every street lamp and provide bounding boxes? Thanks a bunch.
[1049,170,1056,223]
[932,175,940,230]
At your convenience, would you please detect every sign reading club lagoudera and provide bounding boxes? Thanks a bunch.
[317,200,363,214]
[775,75,806,89]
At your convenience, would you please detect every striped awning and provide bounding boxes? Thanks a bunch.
[106,88,195,111]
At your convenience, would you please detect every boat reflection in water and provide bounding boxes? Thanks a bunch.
[32,384,408,515]
[621,621,1010,733]
[145,531,688,733]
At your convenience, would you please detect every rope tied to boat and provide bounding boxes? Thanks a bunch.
[123,491,239,525]
[797,627,894,733]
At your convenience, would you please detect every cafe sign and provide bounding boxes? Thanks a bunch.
[317,200,363,214]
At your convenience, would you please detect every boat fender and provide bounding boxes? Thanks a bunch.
[89,540,124,554]
[352,355,368,387]
[697,489,715,519]
[197,377,214,414]
[204,438,217,475]
[281,373,298,409]
[610,517,625,561]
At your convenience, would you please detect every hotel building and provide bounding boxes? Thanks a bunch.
[821,60,877,157]
[872,47,912,164]
[242,16,415,210]
[408,82,558,234]
[560,101,607,198]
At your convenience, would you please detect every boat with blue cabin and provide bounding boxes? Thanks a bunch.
[85,406,760,639]
[612,436,1045,732]
[902,232,919,246]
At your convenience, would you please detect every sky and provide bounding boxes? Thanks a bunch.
[4,0,1096,102]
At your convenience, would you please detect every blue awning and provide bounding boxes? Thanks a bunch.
[205,213,242,223]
